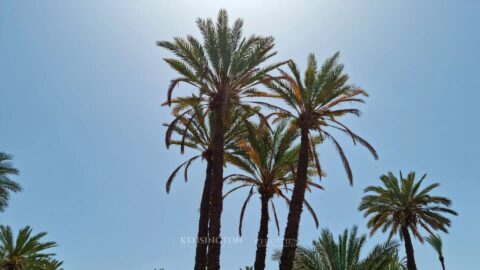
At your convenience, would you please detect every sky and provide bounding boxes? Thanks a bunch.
[1,0,479,269]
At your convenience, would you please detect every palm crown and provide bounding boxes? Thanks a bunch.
[158,9,285,117]
[0,225,60,270]
[266,53,378,184]
[225,121,323,235]
[0,152,22,212]
[359,171,458,241]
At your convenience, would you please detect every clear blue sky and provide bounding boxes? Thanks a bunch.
[1,1,479,269]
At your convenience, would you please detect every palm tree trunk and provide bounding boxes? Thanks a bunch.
[194,158,212,270]
[279,126,310,270]
[206,96,226,270]
[439,256,446,270]
[401,227,417,270]
[254,194,270,270]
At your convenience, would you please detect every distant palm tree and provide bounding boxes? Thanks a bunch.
[159,10,286,269]
[225,121,322,270]
[266,53,378,269]
[359,172,457,270]
[273,226,401,270]
[165,100,249,269]
[0,152,22,212]
[0,225,58,270]
[426,234,446,270]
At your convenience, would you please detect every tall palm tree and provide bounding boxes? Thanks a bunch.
[426,234,445,270]
[0,225,59,270]
[359,171,458,270]
[165,100,249,269]
[0,152,22,212]
[159,10,286,269]
[273,226,400,270]
[224,121,322,270]
[266,53,378,269]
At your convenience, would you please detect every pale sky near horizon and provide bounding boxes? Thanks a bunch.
[1,1,479,269]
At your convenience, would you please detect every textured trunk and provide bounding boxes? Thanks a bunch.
[401,227,417,270]
[254,194,270,270]
[194,158,212,270]
[279,126,310,270]
[206,96,226,270]
[440,256,446,270]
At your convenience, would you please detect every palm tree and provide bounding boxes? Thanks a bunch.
[159,10,286,269]
[0,225,59,270]
[359,171,458,270]
[224,121,322,270]
[0,152,22,212]
[426,234,446,270]
[165,100,249,269]
[273,226,400,270]
[265,53,378,269]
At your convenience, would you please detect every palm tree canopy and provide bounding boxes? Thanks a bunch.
[0,225,59,270]
[158,9,286,119]
[273,226,401,270]
[225,120,323,198]
[359,171,458,242]
[224,121,324,235]
[265,53,378,184]
[0,152,22,212]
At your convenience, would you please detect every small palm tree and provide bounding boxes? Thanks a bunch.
[225,121,322,270]
[159,10,286,269]
[0,152,22,212]
[0,225,58,270]
[266,53,378,269]
[273,226,400,270]
[359,172,458,270]
[426,234,445,270]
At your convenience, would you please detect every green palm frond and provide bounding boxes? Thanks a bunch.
[0,152,22,212]
[425,234,443,257]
